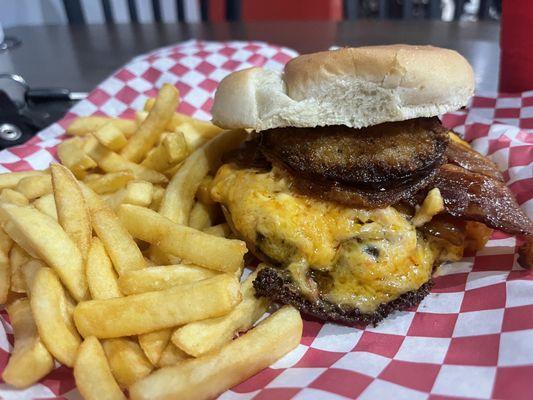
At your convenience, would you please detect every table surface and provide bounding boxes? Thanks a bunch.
[2,20,500,94]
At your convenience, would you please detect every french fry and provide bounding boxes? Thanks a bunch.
[173,118,223,139]
[57,137,97,179]
[140,136,172,172]
[163,162,183,178]
[136,110,148,126]
[86,237,122,299]
[150,185,165,210]
[29,267,82,366]
[196,175,215,205]
[67,116,136,137]
[103,338,153,388]
[0,170,45,191]
[124,180,153,207]
[94,122,128,151]
[121,84,180,163]
[74,336,127,400]
[86,139,168,184]
[130,306,303,400]
[203,223,231,238]
[172,268,270,357]
[118,204,246,273]
[157,342,189,368]
[51,164,92,259]
[140,130,188,172]
[74,274,241,338]
[33,193,58,220]
[188,201,219,230]
[175,122,210,151]
[0,249,10,303]
[117,264,218,295]
[162,130,189,163]
[138,329,172,366]
[20,258,46,294]
[0,225,13,254]
[159,129,246,224]
[81,185,147,275]
[144,99,222,140]
[9,243,30,293]
[0,188,29,206]
[1,298,54,388]
[0,204,88,301]
[147,245,174,265]
[84,171,134,194]
[16,174,52,200]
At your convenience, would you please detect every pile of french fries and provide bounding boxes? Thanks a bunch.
[0,84,303,400]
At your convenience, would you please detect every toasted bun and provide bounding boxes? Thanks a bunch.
[211,45,474,131]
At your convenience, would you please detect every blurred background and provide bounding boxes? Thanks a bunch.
[2,0,501,25]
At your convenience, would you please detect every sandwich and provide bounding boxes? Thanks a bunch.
[209,45,533,325]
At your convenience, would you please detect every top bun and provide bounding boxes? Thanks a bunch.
[211,45,474,131]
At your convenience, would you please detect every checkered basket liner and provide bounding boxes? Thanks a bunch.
[0,40,532,400]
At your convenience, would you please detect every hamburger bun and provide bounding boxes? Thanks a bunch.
[211,45,474,131]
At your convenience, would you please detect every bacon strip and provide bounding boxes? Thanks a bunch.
[445,140,504,182]
[432,164,532,236]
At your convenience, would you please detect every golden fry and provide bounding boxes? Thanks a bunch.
[138,329,172,366]
[172,268,270,357]
[124,180,153,207]
[118,204,246,273]
[0,225,13,254]
[103,338,153,388]
[94,122,128,151]
[157,342,189,368]
[74,274,241,338]
[202,223,231,238]
[0,249,10,303]
[33,193,58,220]
[86,237,122,299]
[117,264,218,295]
[51,164,92,259]
[57,137,97,179]
[87,140,167,184]
[74,336,127,400]
[130,306,303,400]
[121,84,180,162]
[195,175,215,205]
[188,201,219,230]
[159,129,246,224]
[0,204,87,300]
[84,171,134,194]
[1,298,54,388]
[67,116,136,137]
[0,188,29,206]
[0,171,45,191]
[16,174,52,200]
[29,267,82,366]
[81,185,147,275]
[9,243,30,293]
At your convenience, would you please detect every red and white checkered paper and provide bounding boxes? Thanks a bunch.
[0,40,532,400]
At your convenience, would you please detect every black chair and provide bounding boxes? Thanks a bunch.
[62,0,187,24]
[343,0,443,20]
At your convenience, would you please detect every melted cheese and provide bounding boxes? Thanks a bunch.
[211,164,445,313]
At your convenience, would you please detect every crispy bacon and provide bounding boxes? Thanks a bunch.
[445,140,504,181]
[431,164,532,236]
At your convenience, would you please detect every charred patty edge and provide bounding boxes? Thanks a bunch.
[253,267,433,326]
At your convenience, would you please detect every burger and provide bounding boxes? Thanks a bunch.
[209,45,533,325]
